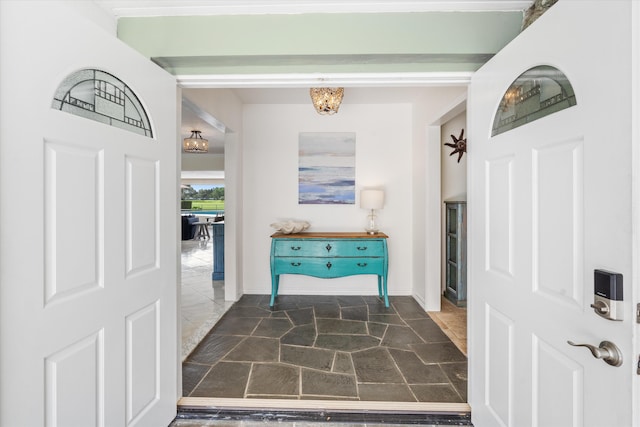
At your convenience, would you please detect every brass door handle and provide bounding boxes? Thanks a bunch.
[567,340,623,367]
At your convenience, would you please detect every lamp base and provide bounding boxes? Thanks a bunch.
[365,210,379,235]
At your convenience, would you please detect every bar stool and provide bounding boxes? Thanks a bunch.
[193,222,210,240]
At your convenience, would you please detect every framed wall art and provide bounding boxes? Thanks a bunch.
[298,132,355,204]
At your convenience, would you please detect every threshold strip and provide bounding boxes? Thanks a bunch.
[177,397,471,425]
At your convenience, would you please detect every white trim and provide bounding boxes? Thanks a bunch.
[631,0,640,425]
[177,72,473,88]
[97,0,531,18]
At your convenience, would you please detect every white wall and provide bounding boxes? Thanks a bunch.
[412,88,467,310]
[181,153,224,171]
[181,88,244,300]
[242,102,413,297]
[441,111,468,201]
[440,111,467,293]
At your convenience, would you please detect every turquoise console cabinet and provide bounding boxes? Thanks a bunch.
[270,232,389,307]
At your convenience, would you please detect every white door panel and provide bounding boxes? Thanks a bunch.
[0,2,178,426]
[469,2,634,426]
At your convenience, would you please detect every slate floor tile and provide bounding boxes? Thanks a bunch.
[358,383,416,402]
[411,342,468,364]
[301,369,357,397]
[341,305,368,321]
[440,362,468,401]
[281,345,334,371]
[286,307,314,325]
[313,303,341,318]
[367,322,387,338]
[299,295,338,305]
[211,317,261,336]
[393,299,430,320]
[366,302,396,314]
[190,362,250,397]
[270,311,289,318]
[351,347,404,383]
[316,318,367,334]
[224,337,279,362]
[337,296,367,307]
[252,318,293,338]
[388,348,449,384]
[332,352,354,374]
[182,362,211,396]
[187,334,244,365]
[247,363,299,396]
[368,314,405,325]
[281,324,316,346]
[269,295,302,311]
[315,334,380,352]
[410,384,464,402]
[234,294,269,306]
[225,305,272,318]
[406,318,451,343]
[380,325,425,349]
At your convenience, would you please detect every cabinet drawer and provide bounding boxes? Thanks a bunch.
[274,257,384,278]
[273,239,385,257]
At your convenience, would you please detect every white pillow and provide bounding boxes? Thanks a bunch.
[270,220,310,234]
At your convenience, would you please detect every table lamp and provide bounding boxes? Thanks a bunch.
[360,189,385,234]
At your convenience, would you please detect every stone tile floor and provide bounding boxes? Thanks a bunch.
[181,238,233,360]
[182,294,467,402]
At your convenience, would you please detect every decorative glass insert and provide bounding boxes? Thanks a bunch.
[52,69,153,138]
[492,65,576,137]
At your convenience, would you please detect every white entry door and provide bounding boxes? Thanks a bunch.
[0,2,178,426]
[468,2,636,426]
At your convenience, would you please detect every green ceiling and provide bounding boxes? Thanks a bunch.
[118,12,524,75]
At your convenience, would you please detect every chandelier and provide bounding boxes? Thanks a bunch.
[183,130,208,153]
[310,87,344,115]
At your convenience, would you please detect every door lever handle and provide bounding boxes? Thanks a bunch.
[567,340,623,367]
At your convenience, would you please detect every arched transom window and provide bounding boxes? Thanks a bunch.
[492,65,576,137]
[52,69,153,138]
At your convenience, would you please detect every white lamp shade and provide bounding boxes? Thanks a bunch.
[360,189,384,210]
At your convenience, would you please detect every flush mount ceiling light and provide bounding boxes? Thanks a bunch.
[183,130,208,153]
[310,87,344,115]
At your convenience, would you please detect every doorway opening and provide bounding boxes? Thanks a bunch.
[175,88,468,411]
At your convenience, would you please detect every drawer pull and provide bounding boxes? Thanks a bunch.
[326,261,332,270]
[357,262,368,267]
[290,262,301,267]
[290,246,301,251]
[325,244,332,252]
[357,246,368,251]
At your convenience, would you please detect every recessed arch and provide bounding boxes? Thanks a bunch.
[52,69,153,138]
[492,65,576,137]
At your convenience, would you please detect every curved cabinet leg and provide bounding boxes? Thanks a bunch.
[270,274,280,307]
[379,275,389,308]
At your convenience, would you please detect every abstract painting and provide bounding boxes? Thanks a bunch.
[299,132,355,204]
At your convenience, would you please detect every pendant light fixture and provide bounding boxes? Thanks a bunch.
[183,130,208,153]
[310,87,344,115]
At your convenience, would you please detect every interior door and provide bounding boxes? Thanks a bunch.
[468,2,635,426]
[0,2,178,426]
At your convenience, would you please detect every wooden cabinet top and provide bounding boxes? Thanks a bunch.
[271,231,388,239]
